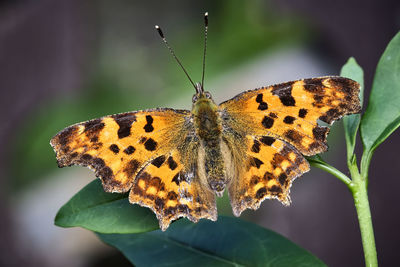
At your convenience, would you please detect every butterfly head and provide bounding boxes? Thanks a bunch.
[192,82,213,103]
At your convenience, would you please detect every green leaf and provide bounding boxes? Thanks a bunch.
[98,216,326,267]
[55,179,159,233]
[360,31,400,153]
[306,155,328,165]
[340,57,364,159]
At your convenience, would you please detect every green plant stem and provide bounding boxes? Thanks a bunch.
[309,159,378,267]
[360,149,374,181]
[308,160,353,189]
[350,177,378,267]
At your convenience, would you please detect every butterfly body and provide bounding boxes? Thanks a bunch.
[51,76,360,230]
[192,85,230,196]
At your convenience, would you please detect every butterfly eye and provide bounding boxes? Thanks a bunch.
[205,92,212,99]
[192,94,199,103]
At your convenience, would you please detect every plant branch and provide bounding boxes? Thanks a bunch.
[307,158,353,189]
[351,176,378,267]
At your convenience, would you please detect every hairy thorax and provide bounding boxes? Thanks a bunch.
[192,98,232,196]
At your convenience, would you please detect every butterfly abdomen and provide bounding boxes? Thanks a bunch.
[193,97,232,196]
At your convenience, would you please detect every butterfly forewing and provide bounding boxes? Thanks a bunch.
[219,76,361,156]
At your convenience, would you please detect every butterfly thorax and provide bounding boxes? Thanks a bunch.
[192,97,221,142]
[192,94,229,195]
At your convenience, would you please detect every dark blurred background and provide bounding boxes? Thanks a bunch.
[1,0,399,266]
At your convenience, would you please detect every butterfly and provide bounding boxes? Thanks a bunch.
[50,13,361,231]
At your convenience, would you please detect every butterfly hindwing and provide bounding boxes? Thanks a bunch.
[220,76,361,156]
[129,149,217,230]
[227,135,309,216]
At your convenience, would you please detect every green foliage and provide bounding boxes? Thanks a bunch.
[56,180,325,265]
[340,58,364,160]
[360,32,400,160]
[55,179,158,233]
[98,216,326,267]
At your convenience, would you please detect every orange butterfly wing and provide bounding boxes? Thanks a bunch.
[50,108,216,230]
[219,77,360,214]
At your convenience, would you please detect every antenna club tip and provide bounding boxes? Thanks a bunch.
[155,25,164,38]
[204,12,209,26]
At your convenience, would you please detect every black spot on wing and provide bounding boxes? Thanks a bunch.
[98,166,114,183]
[109,144,120,154]
[151,155,166,168]
[328,77,355,94]
[112,113,136,139]
[250,157,263,169]
[313,95,324,105]
[172,172,180,185]
[143,124,154,132]
[250,175,260,185]
[149,176,162,189]
[84,119,105,134]
[251,140,261,153]
[269,185,282,194]
[258,102,268,110]
[285,129,302,142]
[56,126,78,146]
[279,95,296,106]
[283,116,296,124]
[124,146,135,155]
[269,113,278,118]
[298,108,308,118]
[319,108,341,123]
[256,187,267,199]
[255,93,268,110]
[144,115,154,132]
[312,126,329,142]
[167,156,178,170]
[260,136,275,146]
[255,94,263,103]
[303,78,324,93]
[124,159,140,177]
[144,138,157,151]
[271,82,296,106]
[278,173,288,185]
[92,157,105,169]
[263,171,274,181]
[155,197,164,210]
[90,136,99,143]
[83,119,105,143]
[262,116,274,129]
[167,191,178,200]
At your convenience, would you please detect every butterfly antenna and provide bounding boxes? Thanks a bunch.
[155,25,196,90]
[201,12,208,90]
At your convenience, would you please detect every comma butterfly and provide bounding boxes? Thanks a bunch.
[50,13,360,231]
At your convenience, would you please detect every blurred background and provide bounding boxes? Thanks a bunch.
[1,0,399,266]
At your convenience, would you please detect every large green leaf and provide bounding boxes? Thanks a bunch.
[360,31,400,153]
[340,58,364,159]
[98,216,326,267]
[55,179,159,233]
